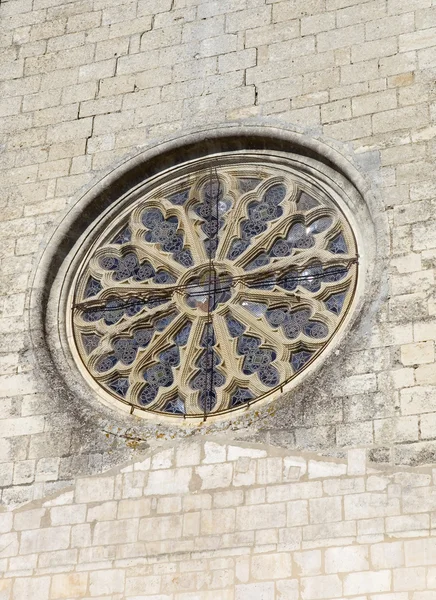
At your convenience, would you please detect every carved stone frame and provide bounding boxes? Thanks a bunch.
[28,123,384,435]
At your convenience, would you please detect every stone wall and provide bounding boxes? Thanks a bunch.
[0,0,436,508]
[2,440,436,599]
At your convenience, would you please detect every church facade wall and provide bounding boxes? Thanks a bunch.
[2,439,436,599]
[1,0,436,594]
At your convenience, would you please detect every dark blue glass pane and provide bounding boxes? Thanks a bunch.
[81,334,100,354]
[296,192,319,211]
[325,292,346,315]
[111,226,131,244]
[163,397,185,414]
[230,387,254,407]
[108,377,129,397]
[328,233,348,254]
[291,350,314,372]
[84,277,102,298]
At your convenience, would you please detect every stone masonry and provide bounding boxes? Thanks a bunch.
[1,0,436,595]
[2,440,436,599]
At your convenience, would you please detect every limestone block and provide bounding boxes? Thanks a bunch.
[301,574,342,599]
[50,573,88,599]
[276,579,299,600]
[203,442,226,464]
[255,553,291,579]
[236,503,286,530]
[19,526,70,554]
[309,497,342,524]
[75,476,115,503]
[267,482,322,503]
[201,508,235,534]
[139,515,182,541]
[94,519,138,546]
[287,500,309,527]
[343,569,391,595]
[145,468,191,495]
[235,582,274,600]
[405,538,436,566]
[393,566,426,591]
[12,577,50,600]
[89,570,125,596]
[196,464,233,490]
[325,545,369,573]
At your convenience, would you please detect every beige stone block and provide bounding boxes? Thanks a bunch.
[267,481,322,503]
[0,532,18,558]
[94,518,138,545]
[157,496,182,514]
[347,449,366,476]
[287,500,309,527]
[196,464,232,490]
[293,550,321,576]
[352,89,397,117]
[139,515,182,541]
[401,341,434,366]
[301,574,342,599]
[0,579,12,600]
[183,512,200,537]
[252,552,292,580]
[235,582,274,600]
[89,570,124,596]
[125,575,161,596]
[236,503,286,530]
[393,566,426,591]
[309,497,342,524]
[401,386,436,416]
[405,537,436,566]
[325,545,369,573]
[145,467,191,495]
[50,503,86,526]
[301,12,335,35]
[373,105,428,135]
[303,520,356,543]
[86,501,117,522]
[371,541,404,569]
[307,460,346,479]
[386,514,429,536]
[19,526,70,554]
[201,508,235,534]
[13,577,50,600]
[75,475,114,504]
[317,24,364,52]
[151,448,174,470]
[321,99,351,123]
[272,0,324,20]
[344,569,391,595]
[345,493,399,519]
[183,494,212,512]
[50,573,88,599]
[276,579,299,600]
[245,21,299,47]
[233,458,257,487]
[392,368,415,389]
[213,490,244,508]
[323,477,365,496]
[176,443,201,467]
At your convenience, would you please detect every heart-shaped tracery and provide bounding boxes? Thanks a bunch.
[71,158,358,418]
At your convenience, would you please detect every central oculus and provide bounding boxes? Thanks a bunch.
[183,267,233,313]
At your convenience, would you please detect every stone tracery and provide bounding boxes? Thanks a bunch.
[71,158,357,418]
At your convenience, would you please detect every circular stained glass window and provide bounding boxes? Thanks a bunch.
[69,152,358,418]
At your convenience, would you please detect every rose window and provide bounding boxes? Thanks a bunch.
[71,154,358,418]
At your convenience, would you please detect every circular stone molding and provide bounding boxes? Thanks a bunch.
[31,126,374,425]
